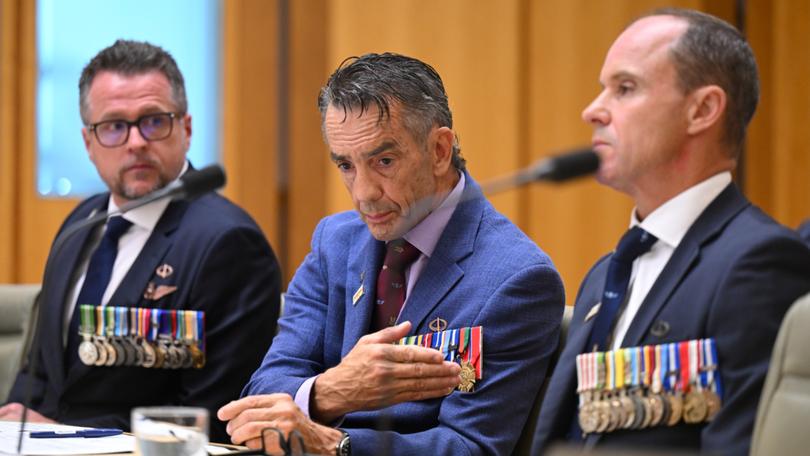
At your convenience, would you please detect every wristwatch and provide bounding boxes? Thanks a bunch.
[336,431,351,456]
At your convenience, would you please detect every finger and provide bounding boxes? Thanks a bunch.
[379,360,461,380]
[229,419,275,446]
[391,385,462,404]
[358,321,411,345]
[225,402,288,436]
[218,394,287,421]
[382,344,451,365]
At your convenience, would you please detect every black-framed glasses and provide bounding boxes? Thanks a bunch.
[230,427,307,456]
[87,112,181,147]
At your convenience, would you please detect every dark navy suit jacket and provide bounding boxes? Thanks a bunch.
[532,184,810,455]
[244,174,565,455]
[8,191,281,443]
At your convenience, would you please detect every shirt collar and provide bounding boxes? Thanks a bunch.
[403,171,465,257]
[106,161,189,231]
[631,171,732,248]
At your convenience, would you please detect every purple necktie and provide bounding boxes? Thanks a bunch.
[372,239,420,331]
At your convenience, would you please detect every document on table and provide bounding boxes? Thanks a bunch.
[0,420,134,455]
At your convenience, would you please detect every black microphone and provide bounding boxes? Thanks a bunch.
[16,164,225,453]
[481,148,600,195]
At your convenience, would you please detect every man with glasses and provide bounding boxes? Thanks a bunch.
[0,39,281,443]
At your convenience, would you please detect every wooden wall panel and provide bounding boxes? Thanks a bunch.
[771,1,810,227]
[221,0,281,253]
[1,0,18,282]
[286,0,329,280]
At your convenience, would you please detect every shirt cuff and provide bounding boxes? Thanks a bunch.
[294,376,317,419]
[294,375,345,427]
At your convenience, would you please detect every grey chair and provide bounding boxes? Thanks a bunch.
[513,305,574,455]
[750,291,810,456]
[0,284,40,401]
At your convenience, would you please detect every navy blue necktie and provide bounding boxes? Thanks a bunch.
[65,216,133,366]
[585,226,658,352]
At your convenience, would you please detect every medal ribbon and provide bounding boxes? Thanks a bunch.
[95,306,104,338]
[707,338,723,398]
[470,326,482,379]
[679,341,690,393]
[197,310,206,351]
[688,339,699,392]
[80,304,94,336]
[106,306,115,337]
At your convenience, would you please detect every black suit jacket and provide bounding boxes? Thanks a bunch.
[8,191,281,442]
[532,184,810,455]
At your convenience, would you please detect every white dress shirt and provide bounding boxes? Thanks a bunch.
[610,172,732,350]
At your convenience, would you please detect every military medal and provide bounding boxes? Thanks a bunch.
[681,340,707,423]
[664,343,683,426]
[191,310,206,369]
[77,304,99,366]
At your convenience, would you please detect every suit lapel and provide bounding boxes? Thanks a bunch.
[399,174,482,332]
[343,232,385,354]
[42,197,107,386]
[109,200,187,307]
[621,184,749,347]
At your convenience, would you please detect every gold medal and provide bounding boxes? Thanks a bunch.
[703,390,721,421]
[189,343,206,369]
[683,390,708,424]
[647,393,666,427]
[458,361,476,392]
[667,392,683,426]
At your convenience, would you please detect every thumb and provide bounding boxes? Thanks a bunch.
[359,321,412,345]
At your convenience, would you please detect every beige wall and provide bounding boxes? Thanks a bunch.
[2,0,808,304]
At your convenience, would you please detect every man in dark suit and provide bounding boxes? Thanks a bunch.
[532,8,810,456]
[0,40,281,443]
[218,53,565,455]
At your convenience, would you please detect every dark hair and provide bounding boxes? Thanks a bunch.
[79,39,187,124]
[642,8,759,156]
[318,52,465,170]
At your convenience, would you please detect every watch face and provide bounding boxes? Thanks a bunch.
[337,432,350,456]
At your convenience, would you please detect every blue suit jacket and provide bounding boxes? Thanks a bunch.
[8,191,281,443]
[532,184,810,455]
[244,174,565,455]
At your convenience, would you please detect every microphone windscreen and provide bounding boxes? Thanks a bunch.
[181,164,226,199]
[544,149,600,182]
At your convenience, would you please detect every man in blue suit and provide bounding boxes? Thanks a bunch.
[0,40,281,443]
[218,53,565,455]
[532,8,810,455]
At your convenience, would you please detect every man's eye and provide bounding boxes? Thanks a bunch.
[99,121,127,133]
[378,157,393,166]
[617,84,634,95]
[337,162,352,171]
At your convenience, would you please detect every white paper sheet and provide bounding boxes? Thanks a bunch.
[0,420,135,455]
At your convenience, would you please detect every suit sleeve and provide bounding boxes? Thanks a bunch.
[242,219,330,398]
[348,263,565,456]
[701,235,810,455]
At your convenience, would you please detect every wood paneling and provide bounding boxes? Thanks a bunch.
[221,0,281,253]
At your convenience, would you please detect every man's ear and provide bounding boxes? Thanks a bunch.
[430,126,455,176]
[686,85,726,137]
